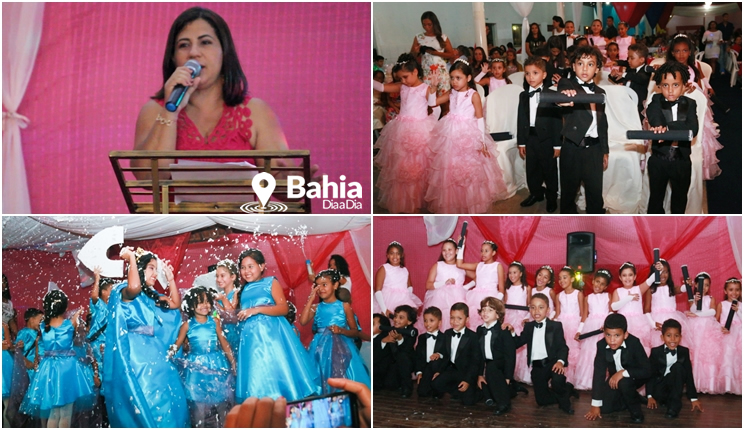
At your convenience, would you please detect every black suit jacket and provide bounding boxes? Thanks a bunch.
[415,331,447,374]
[514,319,569,366]
[437,328,480,383]
[557,78,609,154]
[517,87,563,148]
[646,93,698,155]
[388,324,418,360]
[591,334,652,401]
[609,63,654,110]
[476,323,516,380]
[647,344,698,400]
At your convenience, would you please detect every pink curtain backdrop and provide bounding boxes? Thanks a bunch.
[3,230,370,347]
[373,216,741,313]
[13,2,370,214]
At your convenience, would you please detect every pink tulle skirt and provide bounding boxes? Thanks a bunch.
[505,309,532,384]
[649,309,690,348]
[714,320,742,395]
[374,114,436,213]
[573,314,607,390]
[372,287,423,315]
[421,284,467,332]
[700,94,723,180]
[620,312,653,356]
[466,287,502,329]
[685,314,725,394]
[557,314,582,384]
[425,114,509,214]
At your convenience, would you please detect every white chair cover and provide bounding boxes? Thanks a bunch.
[640,86,707,213]
[698,61,712,80]
[475,83,486,108]
[728,50,740,87]
[484,84,524,197]
[508,71,524,88]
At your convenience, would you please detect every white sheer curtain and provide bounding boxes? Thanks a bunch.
[727,216,742,275]
[423,216,459,246]
[572,2,583,30]
[510,2,533,62]
[349,224,371,285]
[2,3,44,213]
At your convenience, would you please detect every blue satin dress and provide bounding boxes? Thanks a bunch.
[222,289,240,358]
[15,328,43,382]
[181,316,233,404]
[103,282,189,428]
[19,320,95,417]
[87,298,108,376]
[2,328,12,399]
[235,276,320,402]
[309,300,371,392]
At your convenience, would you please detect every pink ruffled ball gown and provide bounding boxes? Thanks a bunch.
[372,263,422,315]
[715,300,742,395]
[557,289,582,383]
[420,262,466,332]
[504,285,531,384]
[685,296,725,394]
[688,64,723,180]
[574,292,610,390]
[425,88,508,213]
[615,286,652,355]
[466,262,503,329]
[374,83,438,213]
[648,285,690,348]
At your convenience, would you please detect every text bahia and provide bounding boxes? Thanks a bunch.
[287,175,362,199]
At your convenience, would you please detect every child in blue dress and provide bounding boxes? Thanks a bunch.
[3,322,12,423]
[234,248,320,402]
[213,259,241,358]
[87,267,114,381]
[300,269,371,393]
[103,246,189,428]
[20,290,95,427]
[171,286,236,428]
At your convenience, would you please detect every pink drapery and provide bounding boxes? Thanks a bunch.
[13,3,370,214]
[2,3,44,213]
[373,217,741,311]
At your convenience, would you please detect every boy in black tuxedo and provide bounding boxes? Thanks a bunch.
[585,313,652,423]
[557,45,609,214]
[505,293,575,414]
[415,306,447,398]
[381,305,419,398]
[647,319,703,419]
[476,297,516,415]
[430,302,480,405]
[609,44,655,120]
[646,61,699,214]
[518,56,563,213]
[372,313,392,390]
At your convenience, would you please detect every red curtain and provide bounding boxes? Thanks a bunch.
[124,232,192,290]
[657,3,676,30]
[471,216,542,284]
[614,3,651,28]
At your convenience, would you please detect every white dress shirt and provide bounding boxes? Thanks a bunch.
[576,77,599,138]
[530,319,549,361]
[426,331,440,363]
[483,321,498,360]
[529,85,543,127]
[591,341,629,407]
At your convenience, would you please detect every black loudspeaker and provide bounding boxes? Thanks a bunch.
[567,232,595,273]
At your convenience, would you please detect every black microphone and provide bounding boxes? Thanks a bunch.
[378,325,417,338]
[165,60,202,112]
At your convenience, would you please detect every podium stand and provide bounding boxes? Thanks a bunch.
[109,150,312,214]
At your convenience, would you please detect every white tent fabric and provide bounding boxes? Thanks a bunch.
[349,224,372,285]
[3,216,371,251]
[728,216,742,274]
[510,2,534,62]
[424,216,459,245]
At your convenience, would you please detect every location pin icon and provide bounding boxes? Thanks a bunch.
[252,172,276,208]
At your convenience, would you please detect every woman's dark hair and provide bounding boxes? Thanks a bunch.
[437,238,460,262]
[553,16,565,29]
[183,286,215,318]
[2,274,9,301]
[154,7,248,106]
[237,249,266,308]
[421,11,445,49]
[473,47,488,70]
[386,242,405,268]
[707,21,717,31]
[528,22,546,42]
[450,60,476,90]
[329,255,350,277]
[393,53,422,80]
[651,260,675,296]
[505,261,528,291]
[546,36,566,68]
[136,253,168,308]
[666,34,702,81]
[43,290,68,332]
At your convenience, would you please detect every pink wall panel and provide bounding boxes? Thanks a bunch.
[18,2,370,214]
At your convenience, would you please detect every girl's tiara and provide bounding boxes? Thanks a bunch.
[596,269,612,277]
[539,265,554,274]
[619,261,635,270]
[389,240,402,246]
[561,265,573,272]
[658,258,668,263]
[454,58,470,66]
[444,237,457,243]
[696,271,711,279]
[483,240,496,246]
[510,261,524,268]
[725,277,742,284]
[216,258,236,268]
[673,33,691,40]
[490,58,506,64]
[395,60,407,66]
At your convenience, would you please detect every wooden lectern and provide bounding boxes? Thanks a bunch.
[109,150,312,214]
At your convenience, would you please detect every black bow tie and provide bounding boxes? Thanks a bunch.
[452,331,462,338]
[427,333,438,340]
[534,322,544,329]
[580,81,596,91]
[664,99,679,107]
[528,88,542,98]
[665,347,677,356]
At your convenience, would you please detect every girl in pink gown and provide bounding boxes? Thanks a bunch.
[421,239,467,332]
[373,54,439,213]
[611,262,659,354]
[666,34,723,180]
[614,22,633,61]
[588,20,608,57]
[684,272,724,394]
[455,238,504,329]
[715,278,742,395]
[574,269,612,391]
[554,266,584,384]
[425,60,509,213]
[503,262,532,385]
[474,59,511,94]
[373,241,422,318]
[647,259,691,348]
[532,266,556,319]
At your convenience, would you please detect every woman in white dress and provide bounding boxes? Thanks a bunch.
[703,20,723,75]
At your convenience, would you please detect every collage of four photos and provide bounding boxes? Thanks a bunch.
[1,1,742,429]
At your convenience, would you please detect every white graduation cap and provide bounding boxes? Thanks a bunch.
[78,226,124,278]
[47,281,60,293]
[72,250,94,288]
